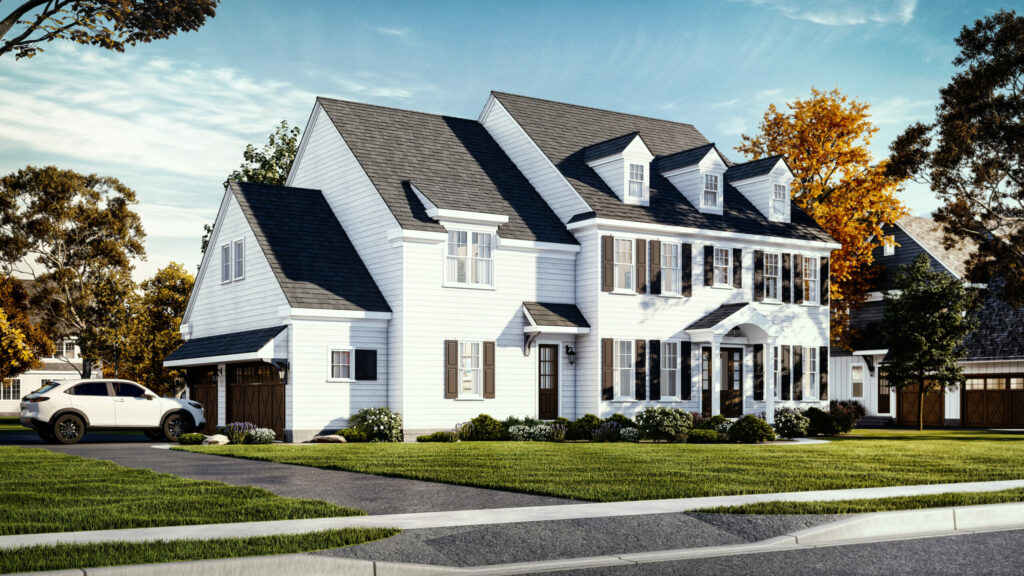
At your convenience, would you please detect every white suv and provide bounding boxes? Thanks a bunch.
[20,379,206,444]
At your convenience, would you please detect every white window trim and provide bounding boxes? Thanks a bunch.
[773,345,782,400]
[661,340,681,401]
[806,346,818,399]
[712,247,732,289]
[772,183,788,219]
[764,251,782,303]
[220,244,231,284]
[444,230,496,290]
[232,238,245,281]
[801,254,819,305]
[613,339,635,401]
[457,340,484,399]
[851,365,865,399]
[326,346,354,382]
[612,238,636,294]
[661,242,682,296]
[1,378,20,401]
[702,173,721,209]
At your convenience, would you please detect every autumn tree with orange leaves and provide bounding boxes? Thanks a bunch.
[738,88,907,348]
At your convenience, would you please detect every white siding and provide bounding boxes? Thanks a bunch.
[730,162,793,223]
[574,227,601,418]
[187,195,288,339]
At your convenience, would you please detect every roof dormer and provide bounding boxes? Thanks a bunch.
[583,132,654,206]
[725,156,794,223]
[656,143,728,215]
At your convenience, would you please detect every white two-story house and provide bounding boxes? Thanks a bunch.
[166,92,839,441]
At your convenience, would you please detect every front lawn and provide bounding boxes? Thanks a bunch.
[0,417,25,432]
[1,528,399,573]
[1,447,365,535]
[695,487,1024,515]
[179,429,1024,502]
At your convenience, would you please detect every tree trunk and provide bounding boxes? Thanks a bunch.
[918,376,925,432]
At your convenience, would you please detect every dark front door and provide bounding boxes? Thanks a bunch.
[720,348,743,418]
[227,362,285,439]
[898,383,944,427]
[877,371,891,415]
[186,366,219,434]
[701,347,712,417]
[538,344,558,420]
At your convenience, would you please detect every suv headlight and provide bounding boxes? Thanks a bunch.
[187,400,202,410]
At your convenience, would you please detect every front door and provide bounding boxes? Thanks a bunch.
[720,348,743,418]
[538,345,558,419]
[701,347,712,417]
[877,371,891,414]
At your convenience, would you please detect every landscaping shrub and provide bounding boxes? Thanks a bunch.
[245,428,275,445]
[693,414,732,435]
[507,424,551,441]
[686,429,721,443]
[453,421,474,441]
[417,430,457,442]
[830,400,867,433]
[468,414,503,441]
[606,413,635,429]
[727,415,776,443]
[591,421,621,442]
[220,422,255,445]
[337,428,367,442]
[774,408,810,439]
[350,407,403,442]
[177,433,205,445]
[548,423,567,442]
[619,427,640,442]
[635,406,693,441]
[566,414,603,440]
[804,407,838,436]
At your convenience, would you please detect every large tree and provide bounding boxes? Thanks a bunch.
[0,165,146,376]
[0,0,218,59]
[0,275,53,380]
[738,87,907,347]
[888,10,1024,306]
[881,254,979,430]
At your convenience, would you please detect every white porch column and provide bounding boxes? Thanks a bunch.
[765,338,776,424]
[710,337,722,416]
[217,363,227,427]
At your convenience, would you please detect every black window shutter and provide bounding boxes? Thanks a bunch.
[650,240,662,295]
[781,345,791,401]
[704,245,714,286]
[681,244,693,296]
[635,339,646,400]
[483,341,496,399]
[793,346,803,400]
[820,347,829,401]
[782,254,791,302]
[753,250,764,302]
[444,340,458,399]
[732,248,742,288]
[681,341,692,400]
[794,255,804,304]
[753,344,764,401]
[636,239,647,294]
[649,340,661,400]
[820,255,830,305]
[601,236,614,292]
[355,349,377,381]
[601,339,613,400]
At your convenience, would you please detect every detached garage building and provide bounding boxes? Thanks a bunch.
[832,215,1024,428]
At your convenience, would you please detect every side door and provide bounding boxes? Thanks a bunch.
[112,382,162,427]
[67,382,116,427]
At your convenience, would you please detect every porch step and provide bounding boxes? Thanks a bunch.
[858,415,894,428]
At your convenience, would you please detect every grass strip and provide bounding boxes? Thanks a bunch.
[0,528,399,573]
[179,429,1024,502]
[0,447,364,535]
[0,417,26,432]
[693,487,1024,515]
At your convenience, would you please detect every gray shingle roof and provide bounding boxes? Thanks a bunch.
[230,182,390,312]
[686,303,751,330]
[962,281,1024,361]
[725,155,787,182]
[316,97,576,245]
[869,216,973,292]
[583,132,642,163]
[655,143,718,173]
[492,92,834,243]
[523,302,590,328]
[166,326,286,362]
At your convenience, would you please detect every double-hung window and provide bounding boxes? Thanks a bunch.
[662,341,679,399]
[614,239,634,291]
[851,365,864,398]
[233,239,244,280]
[329,349,352,380]
[703,174,720,207]
[1,378,20,401]
[446,230,493,287]
[802,256,818,304]
[806,347,817,399]
[221,240,244,283]
[614,340,634,399]
[772,183,788,218]
[661,243,681,295]
[628,163,645,199]
[773,346,781,399]
[221,245,231,283]
[460,341,482,396]
[713,248,731,287]
[764,252,781,301]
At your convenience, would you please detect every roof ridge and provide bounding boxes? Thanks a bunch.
[316,95,476,123]
[491,91,700,130]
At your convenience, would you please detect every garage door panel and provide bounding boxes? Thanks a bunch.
[186,367,219,434]
[227,363,284,440]
[898,384,944,427]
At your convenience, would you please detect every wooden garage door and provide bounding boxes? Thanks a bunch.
[897,383,944,427]
[963,376,1024,428]
[227,363,284,440]
[186,366,219,434]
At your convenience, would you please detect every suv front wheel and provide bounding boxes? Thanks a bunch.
[53,413,86,444]
[162,413,189,442]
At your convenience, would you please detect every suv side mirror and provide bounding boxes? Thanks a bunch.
[144,394,155,400]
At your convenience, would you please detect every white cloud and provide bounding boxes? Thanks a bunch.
[717,116,748,137]
[710,98,741,110]
[375,26,409,38]
[869,95,935,126]
[734,0,916,26]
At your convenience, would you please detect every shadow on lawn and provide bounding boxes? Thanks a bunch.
[831,429,1024,443]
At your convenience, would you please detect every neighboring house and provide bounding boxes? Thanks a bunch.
[166,92,840,441]
[831,215,1024,427]
[0,339,84,417]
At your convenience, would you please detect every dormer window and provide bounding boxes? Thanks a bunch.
[446,230,494,288]
[883,236,895,257]
[703,174,720,208]
[773,184,788,218]
[628,164,645,199]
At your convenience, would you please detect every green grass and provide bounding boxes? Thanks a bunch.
[0,528,399,573]
[0,447,365,535]
[695,487,1024,515]
[179,429,1024,502]
[0,416,26,432]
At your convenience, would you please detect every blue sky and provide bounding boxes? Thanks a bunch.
[0,0,1004,277]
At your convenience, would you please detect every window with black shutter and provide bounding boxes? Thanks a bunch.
[354,349,377,381]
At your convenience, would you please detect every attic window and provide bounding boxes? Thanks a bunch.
[628,163,645,199]
[883,237,895,257]
[772,184,788,218]
[703,174,720,208]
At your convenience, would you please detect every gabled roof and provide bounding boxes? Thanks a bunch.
[583,132,643,163]
[725,155,788,182]
[870,215,973,292]
[492,91,834,244]
[166,326,285,362]
[655,143,721,173]
[685,303,751,330]
[960,281,1024,361]
[230,182,390,312]
[316,97,576,245]
[523,302,590,329]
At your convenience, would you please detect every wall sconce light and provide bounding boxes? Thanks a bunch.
[565,345,576,366]
[216,365,223,377]
[272,360,289,384]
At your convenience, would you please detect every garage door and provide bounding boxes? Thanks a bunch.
[186,366,219,434]
[962,376,1024,428]
[897,383,945,427]
[227,363,285,440]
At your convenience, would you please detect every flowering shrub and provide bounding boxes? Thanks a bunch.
[350,407,404,442]
[829,400,866,433]
[548,423,567,442]
[177,432,205,445]
[774,408,810,439]
[246,428,276,445]
[507,424,551,441]
[591,421,621,442]
[727,415,776,443]
[635,407,693,441]
[619,427,640,442]
[220,422,255,445]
